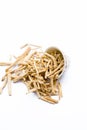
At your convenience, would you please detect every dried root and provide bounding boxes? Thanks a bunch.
[0,44,65,104]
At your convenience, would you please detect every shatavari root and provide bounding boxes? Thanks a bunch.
[0,44,65,104]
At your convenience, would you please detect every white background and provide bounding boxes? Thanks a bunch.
[0,0,87,130]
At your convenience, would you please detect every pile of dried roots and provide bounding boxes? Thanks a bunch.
[0,44,64,104]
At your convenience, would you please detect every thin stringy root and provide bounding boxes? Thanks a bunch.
[0,44,64,104]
